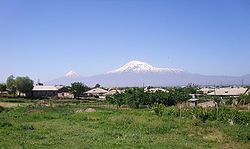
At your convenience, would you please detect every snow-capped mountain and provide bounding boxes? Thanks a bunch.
[65,70,80,77]
[47,60,250,87]
[108,60,184,73]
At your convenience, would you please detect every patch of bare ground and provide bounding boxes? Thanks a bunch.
[203,129,224,142]
[28,109,44,113]
[0,102,20,107]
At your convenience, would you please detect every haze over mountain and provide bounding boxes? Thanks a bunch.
[47,60,250,87]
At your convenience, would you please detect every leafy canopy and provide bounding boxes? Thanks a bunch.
[15,76,34,95]
[70,82,89,98]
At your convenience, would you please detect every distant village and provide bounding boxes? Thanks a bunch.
[0,75,249,109]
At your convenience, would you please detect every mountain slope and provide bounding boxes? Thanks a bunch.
[47,61,250,87]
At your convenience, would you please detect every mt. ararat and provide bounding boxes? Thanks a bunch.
[48,60,250,87]
[108,60,184,74]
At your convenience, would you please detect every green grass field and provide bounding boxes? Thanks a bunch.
[0,100,249,148]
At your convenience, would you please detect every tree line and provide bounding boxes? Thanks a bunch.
[0,75,91,98]
[106,86,198,109]
[0,75,33,97]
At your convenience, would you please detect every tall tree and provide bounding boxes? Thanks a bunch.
[70,82,89,98]
[106,92,126,108]
[15,76,34,97]
[125,88,146,109]
[6,75,16,95]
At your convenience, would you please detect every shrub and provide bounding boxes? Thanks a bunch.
[225,98,233,105]
[163,106,250,125]
[152,103,165,117]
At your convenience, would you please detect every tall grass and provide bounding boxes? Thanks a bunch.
[0,101,249,148]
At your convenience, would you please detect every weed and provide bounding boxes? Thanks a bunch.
[20,123,34,130]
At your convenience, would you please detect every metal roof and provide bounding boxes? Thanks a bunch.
[85,88,109,94]
[32,85,63,91]
[207,87,248,96]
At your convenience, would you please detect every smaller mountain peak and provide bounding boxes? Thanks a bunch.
[65,70,80,77]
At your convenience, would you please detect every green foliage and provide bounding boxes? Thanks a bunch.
[148,88,191,107]
[15,76,34,96]
[166,106,250,125]
[106,95,115,105]
[70,82,89,98]
[152,103,164,117]
[225,98,233,105]
[20,123,34,130]
[0,100,249,148]
[107,87,194,109]
[106,92,126,108]
[0,83,7,92]
[148,90,172,107]
[125,88,146,108]
[0,121,12,127]
[5,75,34,97]
[238,94,250,105]
[185,83,199,94]
[6,75,16,95]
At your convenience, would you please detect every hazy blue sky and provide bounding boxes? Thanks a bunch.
[0,0,250,83]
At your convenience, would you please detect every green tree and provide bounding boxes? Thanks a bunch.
[113,92,125,108]
[70,82,89,98]
[0,83,7,92]
[168,88,190,117]
[106,95,116,106]
[185,84,199,94]
[6,75,16,95]
[15,76,34,97]
[125,88,146,109]
[106,92,126,108]
[238,94,250,106]
[147,90,169,107]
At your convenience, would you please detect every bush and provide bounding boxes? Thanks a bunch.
[225,98,233,105]
[152,103,165,117]
[164,106,250,125]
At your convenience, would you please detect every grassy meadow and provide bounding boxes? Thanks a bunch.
[0,99,250,149]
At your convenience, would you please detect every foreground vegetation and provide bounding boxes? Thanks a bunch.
[0,99,249,148]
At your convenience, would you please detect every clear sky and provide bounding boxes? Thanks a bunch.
[0,0,250,83]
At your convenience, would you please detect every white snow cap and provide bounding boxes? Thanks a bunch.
[108,60,184,73]
[65,70,80,77]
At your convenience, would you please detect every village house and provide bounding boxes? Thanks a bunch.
[144,87,167,93]
[199,87,215,94]
[207,87,249,97]
[188,94,199,107]
[85,88,109,99]
[32,85,73,98]
[103,89,122,96]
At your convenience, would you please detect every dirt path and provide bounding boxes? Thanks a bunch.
[0,102,24,107]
